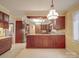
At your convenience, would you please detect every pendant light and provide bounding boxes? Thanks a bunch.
[47,0,59,20]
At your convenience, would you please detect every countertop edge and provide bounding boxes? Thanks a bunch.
[26,34,65,35]
[0,36,11,40]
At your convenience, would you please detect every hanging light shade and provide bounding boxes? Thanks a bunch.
[47,0,59,20]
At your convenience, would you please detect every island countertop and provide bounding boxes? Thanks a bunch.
[26,33,65,35]
[0,36,11,40]
[26,31,65,35]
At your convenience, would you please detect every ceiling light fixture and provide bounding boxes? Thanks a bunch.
[47,0,59,20]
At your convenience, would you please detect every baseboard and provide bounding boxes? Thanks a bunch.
[66,48,79,56]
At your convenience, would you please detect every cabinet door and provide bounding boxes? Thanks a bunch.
[55,35,65,48]
[3,13,9,29]
[3,13,9,22]
[15,21,23,43]
[0,12,9,29]
[27,36,31,48]
[15,30,23,43]
[0,12,3,21]
[49,36,56,48]
[42,36,49,48]
[0,22,4,28]
[0,12,4,28]
[16,21,23,30]
[31,35,43,48]
[53,16,65,30]
[3,21,9,29]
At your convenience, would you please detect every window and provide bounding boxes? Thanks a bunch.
[73,11,79,41]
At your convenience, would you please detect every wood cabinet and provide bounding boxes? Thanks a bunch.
[54,35,65,48]
[15,21,24,43]
[35,25,41,33]
[26,35,65,48]
[0,37,12,55]
[0,12,3,21]
[35,25,49,34]
[41,25,49,33]
[16,21,23,30]
[3,13,9,22]
[0,23,3,28]
[3,21,9,29]
[41,25,47,30]
[53,16,65,30]
[0,11,9,29]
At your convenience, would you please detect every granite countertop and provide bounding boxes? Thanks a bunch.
[27,33,65,35]
[27,32,65,35]
[0,36,11,40]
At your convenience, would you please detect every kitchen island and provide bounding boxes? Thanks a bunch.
[26,34,65,48]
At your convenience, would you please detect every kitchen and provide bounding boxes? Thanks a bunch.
[0,0,79,58]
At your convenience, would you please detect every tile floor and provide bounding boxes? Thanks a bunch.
[0,43,79,58]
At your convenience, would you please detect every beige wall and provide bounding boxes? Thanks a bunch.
[65,3,79,54]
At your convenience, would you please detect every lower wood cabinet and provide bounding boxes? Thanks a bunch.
[26,35,65,48]
[0,37,12,55]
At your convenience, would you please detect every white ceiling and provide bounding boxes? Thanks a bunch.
[0,0,79,17]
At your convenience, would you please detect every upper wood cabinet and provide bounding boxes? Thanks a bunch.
[0,22,4,28]
[3,21,9,29]
[0,12,3,21]
[16,21,23,30]
[0,11,9,29]
[41,25,49,30]
[41,25,49,33]
[3,13,9,22]
[53,16,65,30]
